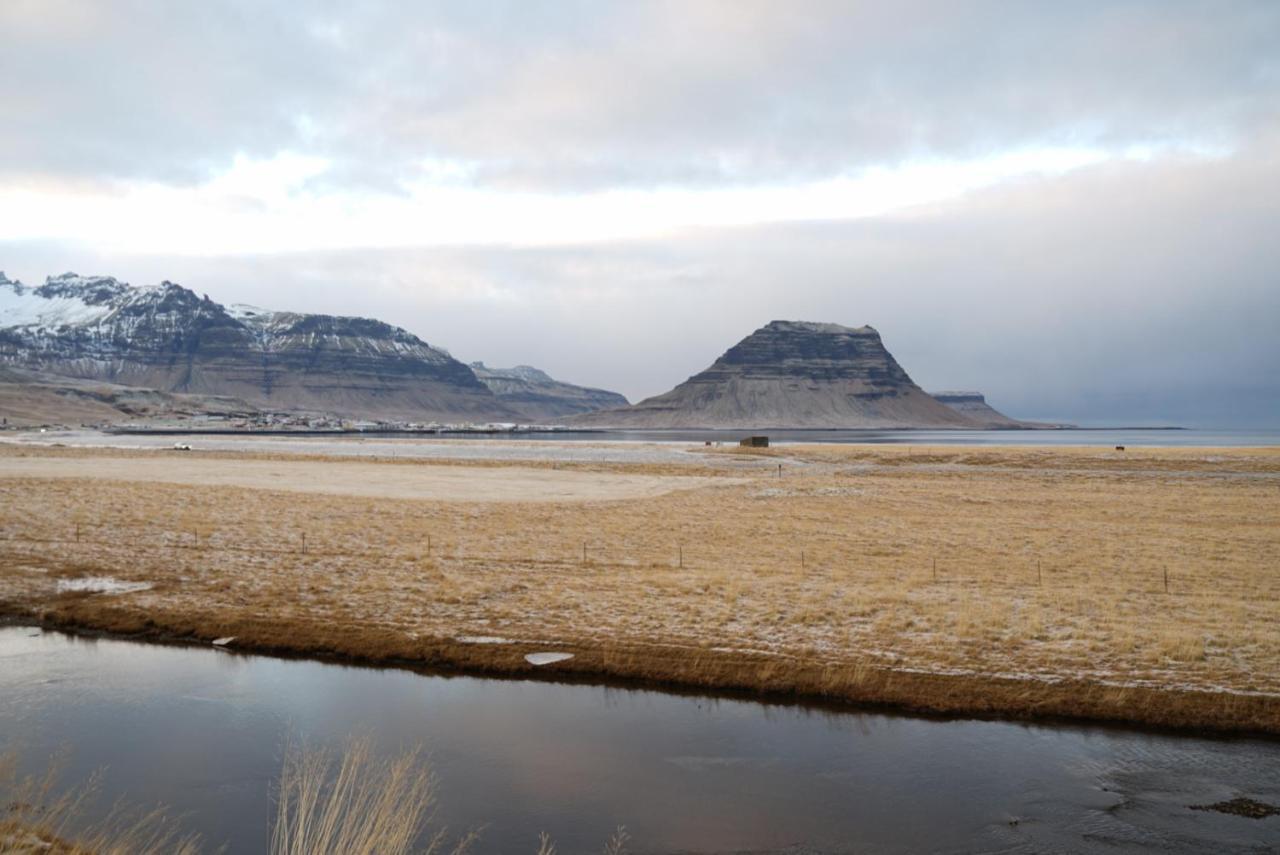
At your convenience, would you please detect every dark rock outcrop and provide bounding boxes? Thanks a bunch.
[470,362,628,421]
[572,320,978,429]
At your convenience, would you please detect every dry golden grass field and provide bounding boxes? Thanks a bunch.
[1,441,1277,732]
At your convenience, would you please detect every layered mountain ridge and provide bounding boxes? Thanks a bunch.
[572,320,1034,429]
[0,272,555,422]
[470,362,629,420]
[1,273,1048,429]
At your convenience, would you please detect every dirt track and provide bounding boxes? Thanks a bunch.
[0,454,734,503]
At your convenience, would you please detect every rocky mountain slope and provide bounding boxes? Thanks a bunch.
[470,362,628,421]
[571,321,991,429]
[0,272,521,422]
[0,365,257,427]
[930,391,1027,429]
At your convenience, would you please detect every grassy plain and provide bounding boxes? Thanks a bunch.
[1,441,1277,732]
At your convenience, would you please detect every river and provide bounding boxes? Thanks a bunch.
[2,627,1276,853]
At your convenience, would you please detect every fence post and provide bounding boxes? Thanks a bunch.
[583,541,587,564]
[301,532,307,554]
[1037,558,1042,586]
[679,545,683,569]
[932,557,937,582]
[1163,567,1169,593]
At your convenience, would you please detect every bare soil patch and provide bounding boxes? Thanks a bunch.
[0,454,733,502]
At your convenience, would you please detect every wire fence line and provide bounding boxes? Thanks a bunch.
[0,520,1236,598]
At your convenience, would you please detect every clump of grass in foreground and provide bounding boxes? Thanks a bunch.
[0,749,201,854]
[271,736,475,855]
[536,826,629,855]
[2,742,627,855]
[273,736,627,854]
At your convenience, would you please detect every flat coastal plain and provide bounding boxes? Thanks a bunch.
[1,440,1277,732]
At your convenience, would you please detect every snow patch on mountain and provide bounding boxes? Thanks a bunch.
[472,363,555,383]
[0,272,123,328]
[226,303,270,321]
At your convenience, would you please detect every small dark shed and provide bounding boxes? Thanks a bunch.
[740,435,769,448]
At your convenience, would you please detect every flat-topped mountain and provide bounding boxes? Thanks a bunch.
[572,320,978,429]
[0,271,521,422]
[470,362,628,421]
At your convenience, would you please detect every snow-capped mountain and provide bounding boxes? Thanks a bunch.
[0,271,519,421]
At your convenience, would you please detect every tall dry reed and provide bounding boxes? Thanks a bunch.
[0,750,201,854]
[3,741,626,855]
[270,735,479,855]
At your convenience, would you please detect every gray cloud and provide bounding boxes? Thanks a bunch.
[3,2,1277,427]
[5,132,1278,426]
[2,1,1278,190]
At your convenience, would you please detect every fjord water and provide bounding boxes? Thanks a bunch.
[3,629,1277,853]
[6,428,1278,470]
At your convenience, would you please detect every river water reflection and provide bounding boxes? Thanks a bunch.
[2,627,1277,853]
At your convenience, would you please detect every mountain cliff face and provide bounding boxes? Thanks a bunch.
[469,362,628,421]
[0,272,520,421]
[571,320,979,429]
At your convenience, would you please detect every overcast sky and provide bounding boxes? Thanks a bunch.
[2,1,1278,426]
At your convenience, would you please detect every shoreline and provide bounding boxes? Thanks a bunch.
[6,608,1277,738]
[16,424,1195,437]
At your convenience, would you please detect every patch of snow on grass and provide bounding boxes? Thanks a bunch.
[457,635,513,644]
[56,576,152,595]
[525,651,574,665]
